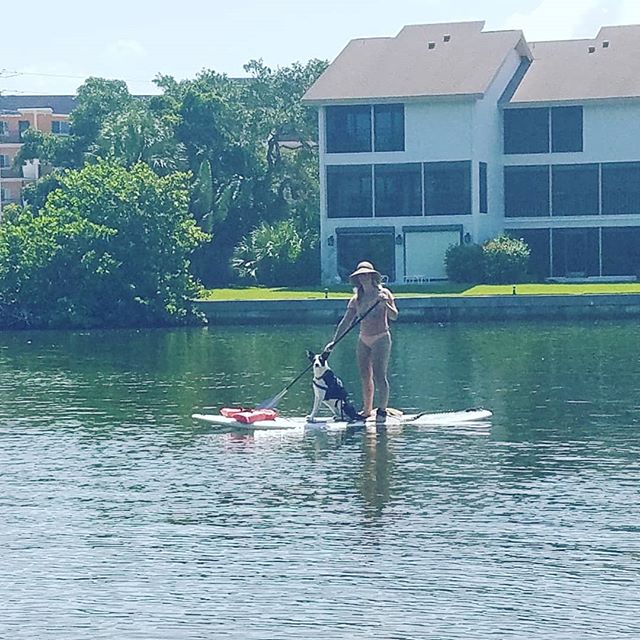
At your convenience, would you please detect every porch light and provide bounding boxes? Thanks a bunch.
[395,234,404,245]
[464,232,472,244]
[327,235,335,247]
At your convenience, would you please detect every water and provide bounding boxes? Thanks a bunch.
[1,321,640,639]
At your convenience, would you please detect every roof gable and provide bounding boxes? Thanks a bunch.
[510,24,640,103]
[303,21,528,103]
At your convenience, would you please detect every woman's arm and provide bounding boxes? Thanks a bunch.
[379,287,398,321]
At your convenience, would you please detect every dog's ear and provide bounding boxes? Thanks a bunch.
[306,350,315,361]
[320,350,330,363]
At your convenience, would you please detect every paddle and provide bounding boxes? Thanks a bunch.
[257,298,382,410]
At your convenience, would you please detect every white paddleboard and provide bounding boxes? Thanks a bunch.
[192,408,492,431]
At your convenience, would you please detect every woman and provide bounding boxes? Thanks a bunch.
[325,261,398,418]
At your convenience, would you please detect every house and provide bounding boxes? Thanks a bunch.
[0,95,75,216]
[302,21,640,283]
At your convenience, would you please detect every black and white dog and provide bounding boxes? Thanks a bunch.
[306,350,360,422]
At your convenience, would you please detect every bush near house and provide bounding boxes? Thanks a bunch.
[444,243,486,284]
[445,234,530,284]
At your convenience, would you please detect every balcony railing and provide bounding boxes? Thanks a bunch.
[0,132,22,144]
[0,197,21,206]
[0,166,22,179]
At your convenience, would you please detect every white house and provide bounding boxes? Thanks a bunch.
[302,21,640,283]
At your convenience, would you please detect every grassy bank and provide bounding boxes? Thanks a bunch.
[200,282,640,301]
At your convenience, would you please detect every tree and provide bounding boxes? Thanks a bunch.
[0,160,208,329]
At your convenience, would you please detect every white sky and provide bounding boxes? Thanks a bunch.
[2,0,640,95]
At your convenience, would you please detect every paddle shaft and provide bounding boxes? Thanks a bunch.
[258,298,382,409]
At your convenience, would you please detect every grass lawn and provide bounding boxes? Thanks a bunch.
[199,282,640,301]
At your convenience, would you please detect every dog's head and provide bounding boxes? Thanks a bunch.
[306,350,330,378]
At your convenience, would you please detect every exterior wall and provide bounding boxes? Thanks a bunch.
[318,50,524,284]
[0,108,71,215]
[471,49,524,243]
[319,100,477,283]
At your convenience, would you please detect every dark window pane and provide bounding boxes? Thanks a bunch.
[18,120,30,140]
[551,228,599,277]
[479,162,488,213]
[505,228,550,279]
[326,165,372,218]
[374,163,421,216]
[424,161,471,215]
[602,227,640,276]
[602,162,640,214]
[326,105,371,153]
[374,104,404,151]
[551,106,583,152]
[336,231,395,282]
[504,165,550,217]
[504,108,549,154]
[552,164,598,215]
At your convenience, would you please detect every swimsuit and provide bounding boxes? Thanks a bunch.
[358,330,391,349]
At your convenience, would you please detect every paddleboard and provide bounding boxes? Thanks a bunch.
[192,408,492,431]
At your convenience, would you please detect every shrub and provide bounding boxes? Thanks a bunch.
[483,234,531,284]
[445,243,486,283]
[231,220,317,286]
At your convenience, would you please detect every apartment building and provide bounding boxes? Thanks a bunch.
[303,21,640,283]
[0,95,75,215]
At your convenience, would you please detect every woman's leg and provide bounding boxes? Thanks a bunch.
[371,333,392,411]
[357,339,374,415]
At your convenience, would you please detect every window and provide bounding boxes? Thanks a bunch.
[0,155,8,168]
[551,228,599,277]
[374,104,404,151]
[18,120,30,140]
[504,108,549,154]
[602,227,640,276]
[552,164,598,215]
[504,165,550,217]
[326,165,372,218]
[479,162,488,213]
[504,106,584,155]
[374,164,421,217]
[0,121,8,136]
[51,120,71,135]
[336,228,395,282]
[505,229,550,279]
[602,162,640,215]
[424,161,471,215]
[551,106,583,152]
[326,106,371,153]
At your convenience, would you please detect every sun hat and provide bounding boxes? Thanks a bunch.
[349,261,382,285]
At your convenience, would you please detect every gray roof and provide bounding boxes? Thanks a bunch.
[509,25,640,104]
[303,22,530,103]
[0,95,76,114]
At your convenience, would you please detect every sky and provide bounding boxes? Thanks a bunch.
[2,0,640,95]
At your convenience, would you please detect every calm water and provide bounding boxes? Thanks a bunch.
[1,320,640,639]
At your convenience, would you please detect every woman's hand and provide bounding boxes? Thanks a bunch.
[324,341,335,352]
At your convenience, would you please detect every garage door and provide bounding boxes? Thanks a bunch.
[404,229,461,281]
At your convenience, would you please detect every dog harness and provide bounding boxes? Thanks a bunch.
[313,371,358,421]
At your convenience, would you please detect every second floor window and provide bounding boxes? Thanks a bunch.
[374,104,404,151]
[504,106,583,154]
[326,106,371,153]
[326,103,405,153]
[19,120,30,140]
[0,121,8,136]
[51,120,71,135]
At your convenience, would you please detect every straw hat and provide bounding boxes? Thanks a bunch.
[349,261,382,285]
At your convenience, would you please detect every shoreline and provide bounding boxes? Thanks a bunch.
[195,293,640,325]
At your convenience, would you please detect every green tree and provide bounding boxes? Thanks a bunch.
[0,160,208,328]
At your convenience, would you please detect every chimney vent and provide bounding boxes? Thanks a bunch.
[443,34,451,42]
[428,41,436,50]
[602,40,610,48]
[588,45,596,53]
